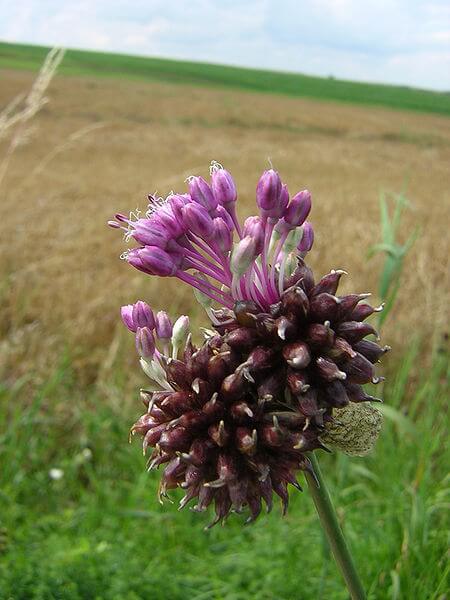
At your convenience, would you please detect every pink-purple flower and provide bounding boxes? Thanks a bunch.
[110,162,314,312]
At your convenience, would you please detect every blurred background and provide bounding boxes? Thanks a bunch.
[0,2,449,599]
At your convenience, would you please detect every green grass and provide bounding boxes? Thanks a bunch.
[0,345,448,599]
[1,41,450,116]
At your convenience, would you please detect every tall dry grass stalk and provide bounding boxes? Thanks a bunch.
[0,50,111,386]
[0,48,65,188]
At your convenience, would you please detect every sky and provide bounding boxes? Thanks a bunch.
[1,0,450,91]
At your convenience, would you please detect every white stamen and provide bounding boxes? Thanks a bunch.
[209,160,223,175]
[146,194,167,217]
[121,207,141,240]
[129,207,141,221]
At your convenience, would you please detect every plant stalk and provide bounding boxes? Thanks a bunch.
[305,453,367,600]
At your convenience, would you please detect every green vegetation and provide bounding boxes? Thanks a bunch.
[1,41,450,116]
[0,346,448,599]
[368,190,419,328]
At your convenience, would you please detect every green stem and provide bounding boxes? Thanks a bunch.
[305,453,367,600]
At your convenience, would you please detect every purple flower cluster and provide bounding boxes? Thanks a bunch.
[112,163,388,527]
[109,163,313,311]
[121,300,194,389]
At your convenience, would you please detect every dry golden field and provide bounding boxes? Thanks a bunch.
[1,68,449,385]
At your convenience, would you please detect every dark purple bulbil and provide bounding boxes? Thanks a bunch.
[131,259,389,527]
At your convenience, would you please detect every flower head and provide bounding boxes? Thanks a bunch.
[112,163,388,527]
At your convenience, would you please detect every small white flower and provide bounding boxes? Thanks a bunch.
[81,448,92,460]
[49,468,64,480]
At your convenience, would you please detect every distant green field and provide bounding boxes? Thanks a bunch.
[1,40,450,116]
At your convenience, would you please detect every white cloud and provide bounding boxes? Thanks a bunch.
[0,0,449,90]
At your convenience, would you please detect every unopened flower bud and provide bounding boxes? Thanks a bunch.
[134,219,169,246]
[121,304,136,331]
[182,203,214,240]
[297,221,314,253]
[217,453,238,481]
[171,315,190,357]
[135,327,155,358]
[155,310,173,341]
[337,294,370,320]
[213,217,233,253]
[127,246,179,277]
[211,167,237,205]
[256,169,283,219]
[230,236,258,277]
[188,176,218,211]
[284,190,311,226]
[214,204,235,230]
[243,216,264,253]
[132,301,155,330]
[280,183,289,210]
[261,421,284,447]
[153,203,185,238]
[234,300,260,327]
[167,193,190,220]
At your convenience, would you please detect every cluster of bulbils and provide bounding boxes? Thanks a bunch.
[111,163,389,527]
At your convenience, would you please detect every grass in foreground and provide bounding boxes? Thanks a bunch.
[0,345,448,599]
[1,41,449,116]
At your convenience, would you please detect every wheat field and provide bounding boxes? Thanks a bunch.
[1,68,449,385]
